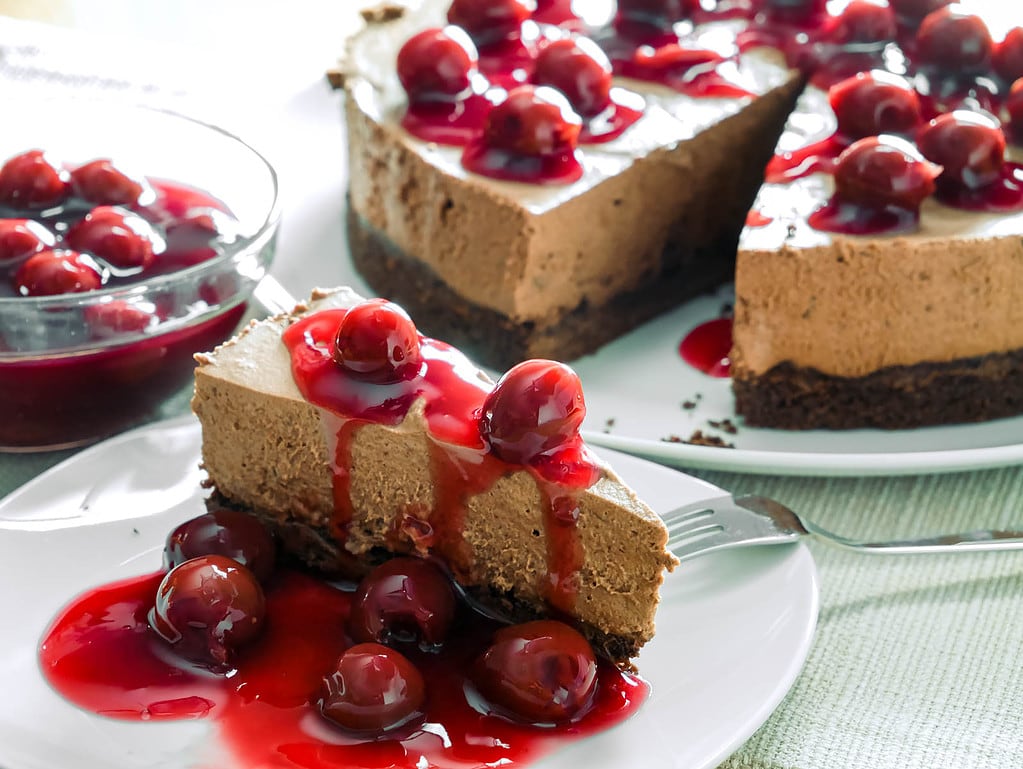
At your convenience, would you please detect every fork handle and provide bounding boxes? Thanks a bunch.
[801,518,1023,554]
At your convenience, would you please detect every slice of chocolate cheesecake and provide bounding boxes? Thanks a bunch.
[192,287,677,662]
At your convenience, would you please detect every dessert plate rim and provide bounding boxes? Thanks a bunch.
[0,414,819,769]
[574,284,1023,477]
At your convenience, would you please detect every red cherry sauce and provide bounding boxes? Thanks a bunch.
[282,308,600,611]
[765,135,846,183]
[933,163,1023,213]
[745,208,773,227]
[461,143,585,184]
[579,96,645,145]
[476,23,550,89]
[401,91,494,146]
[807,198,920,235]
[601,22,756,99]
[679,316,732,377]
[39,569,648,768]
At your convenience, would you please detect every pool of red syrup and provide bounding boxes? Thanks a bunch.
[679,317,733,378]
[39,569,647,769]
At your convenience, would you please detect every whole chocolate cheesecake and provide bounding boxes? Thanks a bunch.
[192,287,678,663]
[337,0,1023,430]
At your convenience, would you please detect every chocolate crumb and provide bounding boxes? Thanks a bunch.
[681,399,698,410]
[603,417,616,433]
[325,68,346,89]
[360,3,405,23]
[719,302,734,316]
[663,430,735,448]
[708,418,739,435]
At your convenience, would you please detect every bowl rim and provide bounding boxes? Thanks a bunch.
[0,101,282,309]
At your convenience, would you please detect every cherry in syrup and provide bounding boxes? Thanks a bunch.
[462,85,584,184]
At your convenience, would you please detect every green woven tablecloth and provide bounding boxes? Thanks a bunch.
[693,465,1023,768]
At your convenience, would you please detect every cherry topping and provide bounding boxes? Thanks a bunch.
[1006,78,1023,145]
[13,249,104,296]
[888,0,951,21]
[347,557,456,651]
[164,508,278,584]
[534,37,613,118]
[833,136,940,210]
[0,150,68,209]
[915,5,993,73]
[66,206,162,271]
[994,27,1023,84]
[447,0,534,47]
[69,159,146,206]
[318,643,426,733]
[830,0,896,45]
[480,359,586,464]
[83,300,158,338]
[471,620,597,723]
[916,110,1005,190]
[829,71,923,140]
[397,26,480,102]
[761,0,828,26]
[482,85,582,157]
[615,0,695,26]
[148,554,267,671]
[0,219,55,267]
[332,299,423,383]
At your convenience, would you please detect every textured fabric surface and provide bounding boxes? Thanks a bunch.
[691,465,1023,769]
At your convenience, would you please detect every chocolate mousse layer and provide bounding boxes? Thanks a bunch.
[735,348,1023,430]
[346,75,803,369]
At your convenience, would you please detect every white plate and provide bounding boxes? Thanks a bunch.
[0,415,818,769]
[575,285,1023,477]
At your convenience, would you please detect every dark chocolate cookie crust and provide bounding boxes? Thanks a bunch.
[734,349,1023,430]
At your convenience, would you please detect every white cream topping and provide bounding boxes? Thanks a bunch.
[347,0,793,215]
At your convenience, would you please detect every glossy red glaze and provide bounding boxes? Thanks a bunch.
[0,218,54,266]
[679,317,733,378]
[534,37,613,118]
[463,86,584,183]
[916,111,1005,190]
[40,569,648,768]
[915,5,993,73]
[471,620,598,723]
[830,1,896,45]
[613,42,754,99]
[807,196,922,234]
[398,27,479,102]
[0,149,68,209]
[832,135,939,209]
[164,508,278,584]
[66,206,161,271]
[829,70,922,140]
[148,555,267,671]
[319,643,427,733]
[347,558,457,650]
[333,299,424,384]
[13,249,103,296]
[994,27,1023,84]
[1007,78,1023,145]
[745,209,774,227]
[447,0,534,47]
[480,359,588,465]
[69,159,146,206]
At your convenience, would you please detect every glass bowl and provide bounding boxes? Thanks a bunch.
[0,100,280,451]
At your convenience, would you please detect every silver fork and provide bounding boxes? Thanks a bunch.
[665,494,1023,561]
